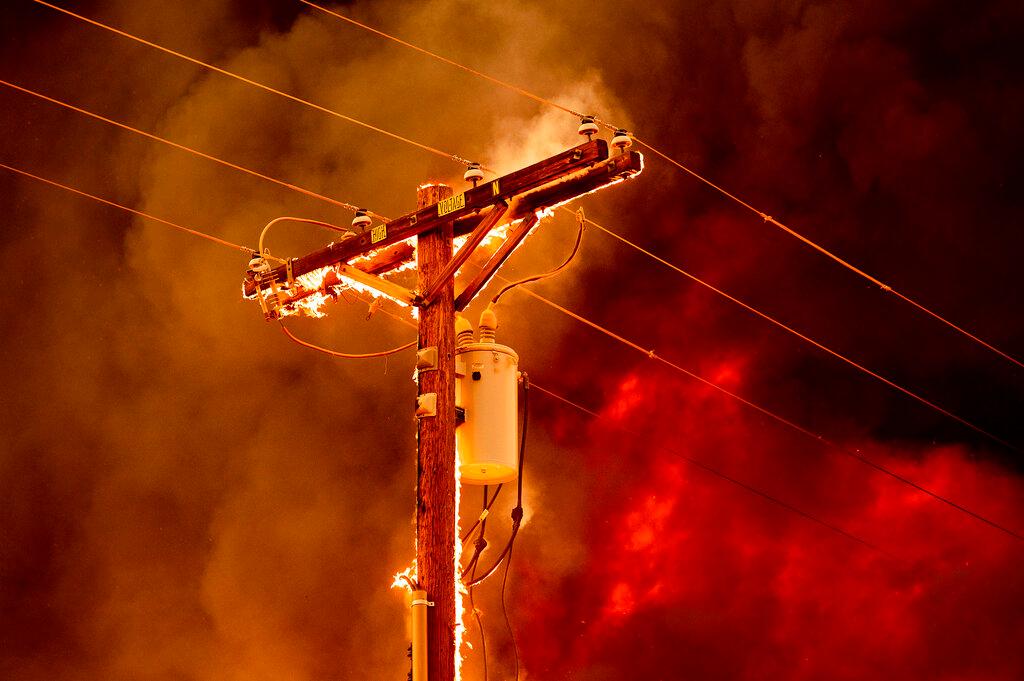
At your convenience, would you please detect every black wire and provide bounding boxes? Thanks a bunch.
[462,484,504,544]
[500,543,520,681]
[469,486,489,681]
[490,216,584,305]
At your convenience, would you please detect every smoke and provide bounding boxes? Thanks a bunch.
[2,1,1023,680]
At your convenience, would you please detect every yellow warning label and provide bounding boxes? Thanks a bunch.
[370,224,387,244]
[491,180,500,196]
[437,193,466,217]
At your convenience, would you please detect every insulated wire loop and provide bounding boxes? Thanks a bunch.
[32,0,476,169]
[301,0,1024,371]
[258,216,353,256]
[0,162,253,254]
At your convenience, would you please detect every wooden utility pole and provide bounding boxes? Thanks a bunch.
[241,138,643,681]
[415,182,457,681]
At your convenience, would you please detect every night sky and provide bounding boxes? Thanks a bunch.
[2,1,1023,680]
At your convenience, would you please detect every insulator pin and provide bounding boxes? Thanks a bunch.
[464,163,484,186]
[578,116,599,140]
[611,128,632,151]
[351,209,372,231]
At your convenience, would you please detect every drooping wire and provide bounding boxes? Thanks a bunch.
[0,78,388,221]
[303,0,1024,371]
[499,537,520,681]
[490,208,586,306]
[0,162,254,254]
[278,320,415,359]
[468,486,489,681]
[31,0,478,169]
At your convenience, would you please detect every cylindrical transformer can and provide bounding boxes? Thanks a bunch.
[455,342,519,484]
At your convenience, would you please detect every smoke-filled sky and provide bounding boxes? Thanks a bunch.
[2,1,1023,679]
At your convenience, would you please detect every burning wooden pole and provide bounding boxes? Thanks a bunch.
[414,182,458,681]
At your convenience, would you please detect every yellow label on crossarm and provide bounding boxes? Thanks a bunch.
[491,180,500,196]
[437,193,466,217]
[370,224,387,244]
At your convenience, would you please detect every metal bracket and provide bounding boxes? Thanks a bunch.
[416,346,438,372]
[411,598,435,607]
[416,393,437,418]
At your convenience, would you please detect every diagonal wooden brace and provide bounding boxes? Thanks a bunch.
[418,200,510,306]
[454,211,541,311]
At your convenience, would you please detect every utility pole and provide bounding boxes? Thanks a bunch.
[243,134,642,681]
[414,182,457,681]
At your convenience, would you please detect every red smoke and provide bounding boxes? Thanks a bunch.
[511,367,1024,679]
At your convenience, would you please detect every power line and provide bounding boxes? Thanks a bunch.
[303,0,1024,372]
[529,384,893,557]
[31,0,477,169]
[502,283,1023,542]
[359,292,893,557]
[0,78,389,220]
[13,153,1016,543]
[631,138,1024,372]
[560,208,1015,451]
[10,9,1015,536]
[0,162,253,254]
[6,72,999,449]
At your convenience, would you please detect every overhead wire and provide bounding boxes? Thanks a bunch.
[31,0,479,169]
[28,0,1015,448]
[0,162,253,254]
[8,67,1000,453]
[0,78,387,220]
[0,162,416,359]
[346,239,1022,544]
[358,291,895,557]
[560,209,1015,451]
[301,0,1024,371]
[14,4,1017,538]
[501,283,1024,542]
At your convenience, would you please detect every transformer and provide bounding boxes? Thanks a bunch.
[455,309,519,484]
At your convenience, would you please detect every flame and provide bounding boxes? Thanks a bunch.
[454,444,466,681]
[392,562,418,592]
[246,261,415,320]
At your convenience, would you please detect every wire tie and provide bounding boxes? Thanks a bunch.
[648,349,656,359]
[478,509,490,521]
